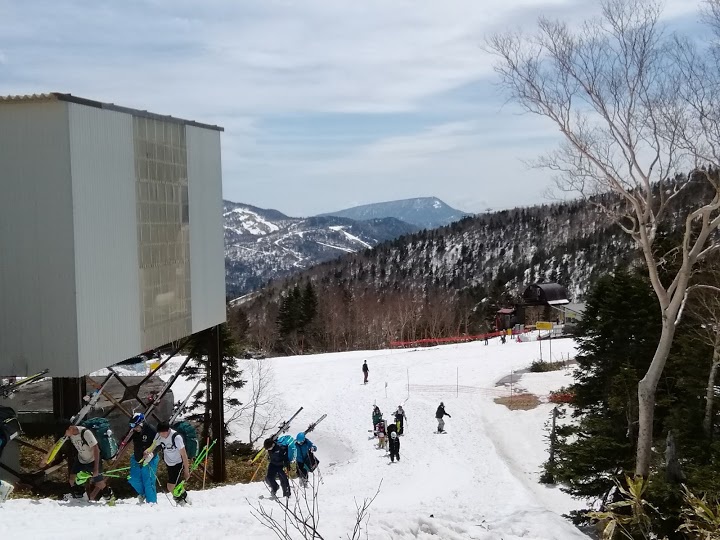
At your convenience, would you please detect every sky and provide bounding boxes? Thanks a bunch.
[0,0,705,217]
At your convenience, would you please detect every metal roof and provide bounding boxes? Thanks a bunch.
[0,92,224,132]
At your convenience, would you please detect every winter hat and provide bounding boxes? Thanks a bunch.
[129,413,145,428]
[296,432,306,444]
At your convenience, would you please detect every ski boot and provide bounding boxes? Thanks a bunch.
[174,490,188,506]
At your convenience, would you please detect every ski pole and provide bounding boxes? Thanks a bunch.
[250,454,266,483]
[75,467,130,485]
[172,440,216,497]
[202,436,210,490]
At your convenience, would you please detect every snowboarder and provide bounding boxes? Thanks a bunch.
[388,431,400,462]
[372,405,382,430]
[394,405,407,435]
[127,413,159,504]
[294,432,318,487]
[375,419,387,449]
[145,421,191,505]
[263,437,291,499]
[61,419,114,503]
[362,360,369,384]
[435,402,451,433]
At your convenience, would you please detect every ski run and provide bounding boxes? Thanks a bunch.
[3,337,590,539]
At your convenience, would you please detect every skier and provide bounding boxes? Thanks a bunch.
[127,413,159,504]
[146,421,190,505]
[372,405,382,430]
[61,419,114,503]
[263,437,291,499]
[393,405,407,435]
[375,419,387,449]
[435,402,451,433]
[362,360,369,384]
[388,431,400,462]
[294,432,318,487]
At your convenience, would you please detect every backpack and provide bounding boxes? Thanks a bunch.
[171,421,199,460]
[0,406,20,458]
[79,417,118,460]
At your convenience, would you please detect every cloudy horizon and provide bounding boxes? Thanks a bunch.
[0,0,704,217]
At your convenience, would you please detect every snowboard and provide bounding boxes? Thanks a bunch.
[435,431,447,434]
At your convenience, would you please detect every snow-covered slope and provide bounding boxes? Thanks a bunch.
[224,201,418,297]
[320,196,470,229]
[6,339,590,539]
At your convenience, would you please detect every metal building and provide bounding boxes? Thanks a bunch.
[0,93,226,377]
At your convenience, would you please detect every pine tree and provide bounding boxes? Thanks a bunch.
[183,324,245,439]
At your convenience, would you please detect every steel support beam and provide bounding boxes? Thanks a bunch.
[52,377,86,422]
[207,325,226,482]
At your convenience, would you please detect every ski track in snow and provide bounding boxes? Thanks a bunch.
[4,339,590,539]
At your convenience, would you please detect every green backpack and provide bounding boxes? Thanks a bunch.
[171,421,199,459]
[79,417,118,460]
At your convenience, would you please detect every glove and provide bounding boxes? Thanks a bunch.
[312,446,317,452]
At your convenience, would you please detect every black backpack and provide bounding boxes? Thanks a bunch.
[0,406,21,458]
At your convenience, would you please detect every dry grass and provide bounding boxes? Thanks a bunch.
[494,393,541,410]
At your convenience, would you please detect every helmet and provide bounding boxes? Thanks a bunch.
[391,432,398,439]
[296,432,306,444]
[129,413,144,428]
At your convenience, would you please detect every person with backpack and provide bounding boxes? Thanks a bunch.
[60,419,114,503]
[435,402,451,433]
[127,413,158,504]
[362,360,369,384]
[147,421,190,505]
[375,419,387,449]
[372,405,382,430]
[393,405,407,435]
[294,432,318,487]
[263,437,291,499]
[388,430,400,462]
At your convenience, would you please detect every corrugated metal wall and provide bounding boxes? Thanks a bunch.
[68,104,142,375]
[0,101,78,377]
[187,126,226,332]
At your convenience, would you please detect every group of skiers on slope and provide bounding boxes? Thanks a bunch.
[60,413,191,506]
[263,432,319,500]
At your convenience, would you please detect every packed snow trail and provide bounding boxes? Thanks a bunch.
[3,339,589,539]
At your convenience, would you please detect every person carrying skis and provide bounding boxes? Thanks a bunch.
[435,402,451,433]
[263,437,291,499]
[362,360,369,384]
[294,432,318,487]
[127,413,158,504]
[146,421,190,505]
[61,419,114,503]
[388,430,400,462]
[393,405,407,435]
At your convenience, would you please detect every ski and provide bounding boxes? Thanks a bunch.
[0,369,49,399]
[251,407,304,463]
[140,380,202,466]
[112,357,192,464]
[44,373,116,464]
[303,414,326,435]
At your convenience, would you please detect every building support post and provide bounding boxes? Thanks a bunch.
[208,325,226,482]
[52,377,86,422]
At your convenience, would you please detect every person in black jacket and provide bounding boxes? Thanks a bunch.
[264,437,291,498]
[127,413,158,504]
[362,360,369,384]
[388,430,400,462]
[435,402,451,433]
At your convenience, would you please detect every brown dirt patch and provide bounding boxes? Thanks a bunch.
[494,393,541,410]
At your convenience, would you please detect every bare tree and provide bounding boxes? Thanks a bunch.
[249,475,381,540]
[227,359,281,448]
[687,283,720,438]
[488,0,720,477]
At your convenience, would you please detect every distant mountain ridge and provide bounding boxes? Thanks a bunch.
[223,200,418,298]
[319,196,470,229]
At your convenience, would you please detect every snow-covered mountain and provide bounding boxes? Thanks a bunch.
[224,201,418,298]
[319,196,470,229]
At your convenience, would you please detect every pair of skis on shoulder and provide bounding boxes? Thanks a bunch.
[0,369,49,399]
[251,409,327,464]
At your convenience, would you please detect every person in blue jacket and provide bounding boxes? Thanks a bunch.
[294,432,318,487]
[264,436,292,498]
[127,413,159,504]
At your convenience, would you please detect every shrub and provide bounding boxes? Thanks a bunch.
[530,359,566,372]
